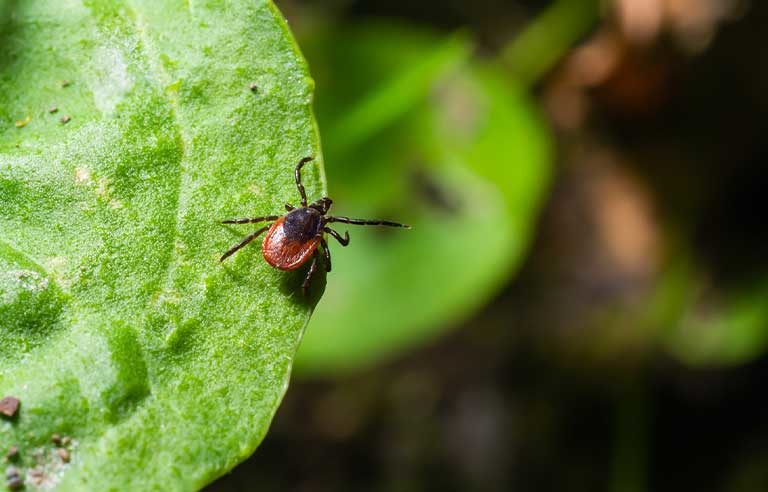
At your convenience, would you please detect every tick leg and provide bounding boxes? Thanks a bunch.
[321,237,332,272]
[327,216,410,228]
[324,227,349,246]
[302,250,320,296]
[220,225,270,262]
[222,215,279,225]
[294,156,314,207]
[285,203,295,212]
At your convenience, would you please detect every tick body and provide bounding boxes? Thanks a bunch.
[262,209,323,270]
[221,157,409,295]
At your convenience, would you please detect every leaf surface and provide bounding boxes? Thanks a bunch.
[0,1,323,489]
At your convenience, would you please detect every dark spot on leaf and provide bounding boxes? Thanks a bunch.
[0,396,19,418]
[51,434,62,446]
[4,467,22,491]
[27,469,43,487]
[5,446,18,462]
[59,80,70,88]
[48,106,58,114]
[411,167,462,215]
[59,115,71,124]
[6,476,23,491]
[249,82,258,92]
[56,448,70,463]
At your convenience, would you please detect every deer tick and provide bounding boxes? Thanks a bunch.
[220,157,410,295]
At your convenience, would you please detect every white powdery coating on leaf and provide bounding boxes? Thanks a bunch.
[0,270,48,304]
[75,167,92,184]
[90,46,134,115]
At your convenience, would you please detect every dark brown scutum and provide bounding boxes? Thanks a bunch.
[282,207,324,243]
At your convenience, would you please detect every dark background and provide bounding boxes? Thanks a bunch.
[210,1,768,490]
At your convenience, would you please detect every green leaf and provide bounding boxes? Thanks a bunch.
[293,24,553,375]
[658,270,768,368]
[0,1,322,490]
[621,243,768,368]
[682,283,768,365]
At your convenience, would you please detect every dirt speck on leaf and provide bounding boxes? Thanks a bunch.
[14,116,31,128]
[5,446,18,461]
[56,448,70,463]
[0,397,20,418]
[5,466,22,491]
[27,467,44,486]
[6,476,23,491]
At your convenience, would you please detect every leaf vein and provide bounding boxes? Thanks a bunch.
[0,237,49,275]
[126,4,191,331]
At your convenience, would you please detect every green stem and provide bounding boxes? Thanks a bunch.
[326,32,471,158]
[500,0,602,86]
[611,380,650,492]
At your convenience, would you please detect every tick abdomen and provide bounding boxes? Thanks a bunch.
[261,208,323,271]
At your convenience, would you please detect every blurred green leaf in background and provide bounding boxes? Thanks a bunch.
[294,23,553,375]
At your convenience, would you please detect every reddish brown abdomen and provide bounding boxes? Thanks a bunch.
[262,217,320,271]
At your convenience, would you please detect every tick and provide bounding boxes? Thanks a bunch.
[220,157,410,295]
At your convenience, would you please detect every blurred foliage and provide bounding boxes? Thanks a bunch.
[657,257,768,368]
[294,23,553,375]
[502,0,600,85]
[212,1,768,491]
